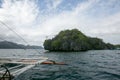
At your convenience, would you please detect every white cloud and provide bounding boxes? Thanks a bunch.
[46,0,63,10]
[0,0,120,45]
[0,0,39,44]
[0,0,38,25]
[37,0,120,44]
[52,0,63,9]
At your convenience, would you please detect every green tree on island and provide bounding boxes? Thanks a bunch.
[44,29,115,51]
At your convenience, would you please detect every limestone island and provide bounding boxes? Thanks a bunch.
[44,29,115,52]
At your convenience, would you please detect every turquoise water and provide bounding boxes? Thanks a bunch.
[0,49,120,80]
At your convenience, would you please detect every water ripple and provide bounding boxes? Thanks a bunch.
[1,49,120,80]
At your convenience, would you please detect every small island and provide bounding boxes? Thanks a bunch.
[44,29,115,51]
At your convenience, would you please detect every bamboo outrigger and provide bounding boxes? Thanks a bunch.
[0,57,48,80]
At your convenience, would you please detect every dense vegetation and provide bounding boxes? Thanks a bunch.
[0,41,43,49]
[44,29,115,51]
[114,45,120,49]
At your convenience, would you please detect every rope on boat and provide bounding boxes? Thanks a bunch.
[0,20,41,54]
[0,65,12,80]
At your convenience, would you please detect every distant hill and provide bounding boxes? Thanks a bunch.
[44,29,115,51]
[0,41,43,49]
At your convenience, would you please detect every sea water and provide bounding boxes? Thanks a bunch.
[0,49,120,80]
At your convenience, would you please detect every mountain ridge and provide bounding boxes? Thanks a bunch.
[0,41,43,49]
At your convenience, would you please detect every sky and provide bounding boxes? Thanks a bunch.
[0,0,120,46]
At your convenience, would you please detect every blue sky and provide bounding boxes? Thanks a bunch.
[0,0,120,45]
